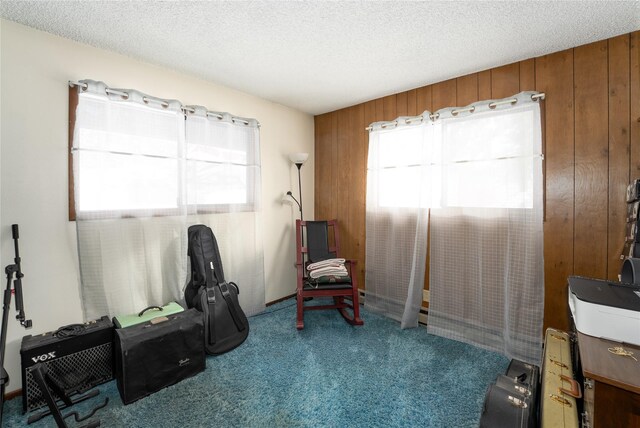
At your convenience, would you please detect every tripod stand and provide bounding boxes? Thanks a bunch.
[1,224,32,424]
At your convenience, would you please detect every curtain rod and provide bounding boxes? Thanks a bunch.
[68,80,258,127]
[365,92,545,131]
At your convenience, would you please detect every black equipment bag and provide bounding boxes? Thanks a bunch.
[479,358,540,428]
[479,381,536,428]
[185,224,249,355]
[505,359,540,397]
[114,309,205,405]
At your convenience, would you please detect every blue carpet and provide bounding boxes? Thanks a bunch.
[3,300,508,427]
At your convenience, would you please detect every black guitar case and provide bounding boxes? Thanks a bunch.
[185,224,249,355]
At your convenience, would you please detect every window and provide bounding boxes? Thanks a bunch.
[69,87,260,220]
[368,104,539,211]
[185,113,260,212]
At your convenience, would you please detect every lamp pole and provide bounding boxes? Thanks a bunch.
[295,162,303,221]
[288,152,308,251]
[288,153,310,298]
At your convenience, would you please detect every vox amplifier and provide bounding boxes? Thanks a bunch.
[20,316,114,412]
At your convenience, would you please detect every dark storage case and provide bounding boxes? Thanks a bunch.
[505,359,540,393]
[114,309,205,404]
[494,374,534,399]
[479,381,536,428]
[479,358,540,428]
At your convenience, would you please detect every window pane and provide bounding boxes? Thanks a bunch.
[187,161,248,205]
[77,151,178,211]
[439,106,537,209]
[443,157,533,209]
[378,126,425,167]
[379,167,421,207]
[78,129,177,158]
[370,124,439,209]
[443,110,534,162]
[76,94,182,156]
[188,145,247,164]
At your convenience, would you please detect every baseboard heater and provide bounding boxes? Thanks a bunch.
[357,288,430,325]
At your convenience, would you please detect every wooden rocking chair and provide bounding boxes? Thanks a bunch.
[295,219,363,330]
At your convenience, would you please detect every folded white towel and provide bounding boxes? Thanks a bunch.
[309,265,348,279]
[307,258,346,271]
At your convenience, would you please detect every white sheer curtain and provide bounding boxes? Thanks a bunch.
[365,118,435,328]
[365,92,544,363]
[427,95,544,364]
[73,81,187,320]
[72,80,265,320]
[185,107,265,316]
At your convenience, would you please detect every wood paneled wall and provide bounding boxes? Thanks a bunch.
[314,32,640,331]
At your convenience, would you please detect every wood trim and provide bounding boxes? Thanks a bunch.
[352,104,366,287]
[314,113,333,221]
[68,86,78,221]
[456,73,479,106]
[431,79,456,111]
[396,91,408,117]
[536,48,575,331]
[266,293,296,306]
[631,32,640,184]
[382,94,397,121]
[415,85,432,113]
[336,108,352,257]
[573,40,609,279]
[4,388,21,401]
[491,63,520,99]
[407,89,417,116]
[478,70,491,100]
[519,59,535,91]
[608,34,631,280]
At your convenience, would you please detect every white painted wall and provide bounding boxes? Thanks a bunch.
[0,19,314,393]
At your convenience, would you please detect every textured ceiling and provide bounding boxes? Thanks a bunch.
[1,1,639,115]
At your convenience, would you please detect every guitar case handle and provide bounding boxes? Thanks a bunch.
[138,306,163,317]
[559,374,582,398]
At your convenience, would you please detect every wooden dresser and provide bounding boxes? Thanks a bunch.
[577,332,640,428]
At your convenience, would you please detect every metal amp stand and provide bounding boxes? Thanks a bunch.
[1,224,32,424]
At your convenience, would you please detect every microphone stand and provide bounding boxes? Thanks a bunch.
[1,225,32,424]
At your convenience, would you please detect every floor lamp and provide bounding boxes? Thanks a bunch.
[287,153,311,300]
